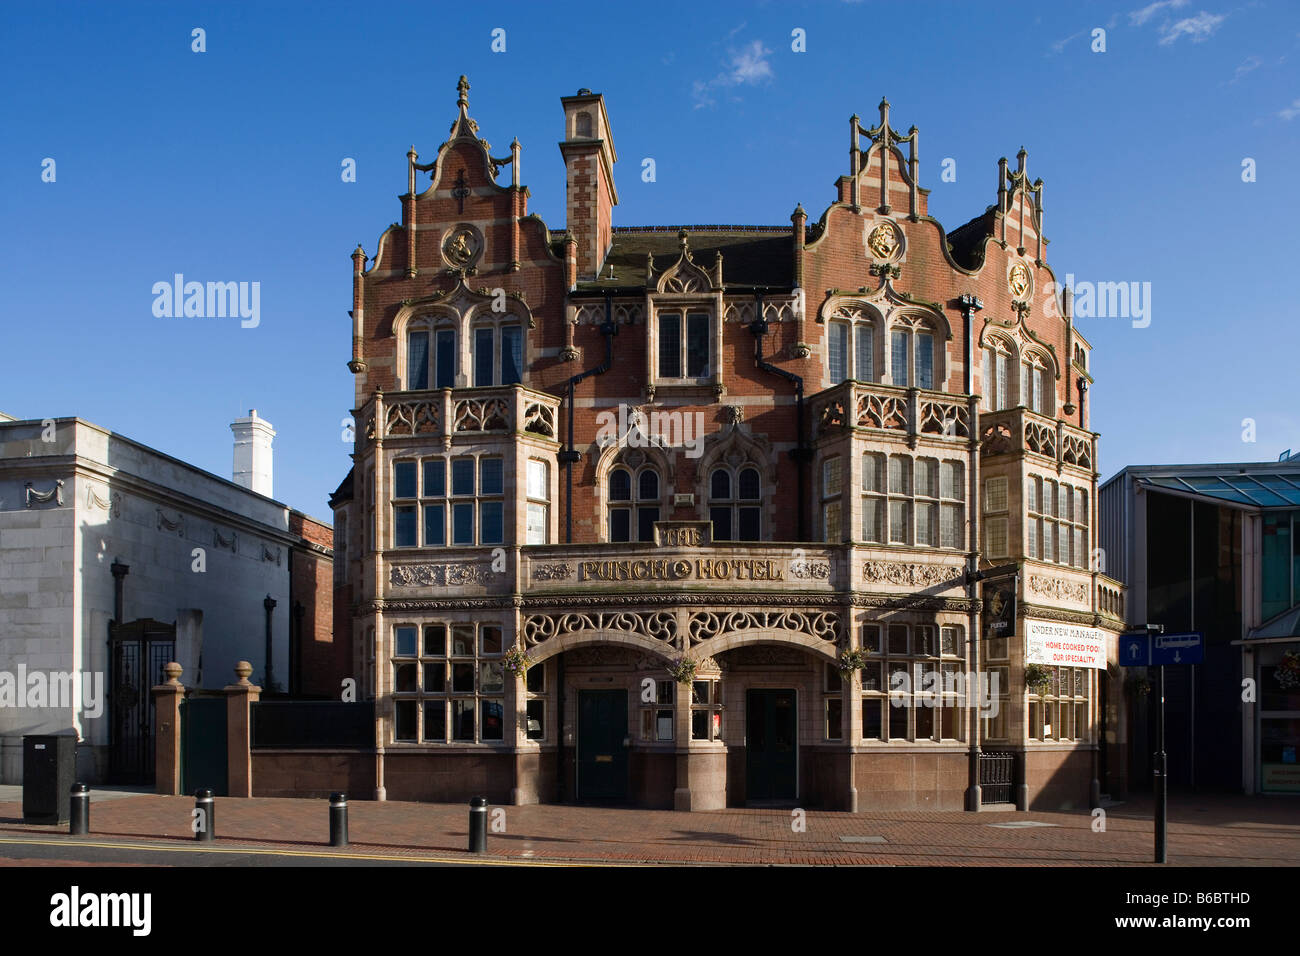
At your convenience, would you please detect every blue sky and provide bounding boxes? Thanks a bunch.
[3,0,1298,519]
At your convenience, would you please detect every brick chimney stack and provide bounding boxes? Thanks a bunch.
[231,409,275,497]
[559,89,618,282]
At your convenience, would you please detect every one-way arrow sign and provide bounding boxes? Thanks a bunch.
[1119,631,1204,666]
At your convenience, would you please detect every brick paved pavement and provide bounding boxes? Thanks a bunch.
[0,792,1295,865]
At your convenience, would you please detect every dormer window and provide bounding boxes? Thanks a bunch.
[658,311,711,380]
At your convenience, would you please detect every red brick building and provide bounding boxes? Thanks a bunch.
[330,77,1128,811]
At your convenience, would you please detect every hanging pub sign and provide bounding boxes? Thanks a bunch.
[982,576,1017,642]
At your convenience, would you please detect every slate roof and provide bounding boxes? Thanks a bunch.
[555,226,795,292]
[944,207,997,271]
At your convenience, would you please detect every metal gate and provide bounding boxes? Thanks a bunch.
[979,751,1015,804]
[109,618,175,784]
[181,696,228,796]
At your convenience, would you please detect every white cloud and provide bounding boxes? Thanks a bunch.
[728,39,774,84]
[1129,0,1188,27]
[1049,30,1085,55]
[692,38,774,108]
[1158,11,1227,44]
[1279,98,1300,121]
[1231,55,1262,82]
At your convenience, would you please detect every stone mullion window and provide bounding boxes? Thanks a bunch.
[710,465,762,542]
[824,665,843,740]
[640,679,676,741]
[887,455,912,545]
[1027,666,1090,742]
[861,452,886,543]
[821,455,843,543]
[608,462,662,543]
[1027,474,1087,568]
[859,621,962,743]
[524,660,547,741]
[982,665,1010,741]
[690,679,723,741]
[656,309,712,383]
[525,458,550,545]
[405,318,457,390]
[390,622,506,745]
[471,319,523,387]
[983,475,1009,559]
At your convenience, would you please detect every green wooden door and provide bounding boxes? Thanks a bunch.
[577,690,628,802]
[746,689,797,802]
[181,697,228,797]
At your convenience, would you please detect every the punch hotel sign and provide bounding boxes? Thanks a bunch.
[1024,620,1107,670]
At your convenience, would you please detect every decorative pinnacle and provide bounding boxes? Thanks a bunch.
[678,228,689,251]
[457,75,470,110]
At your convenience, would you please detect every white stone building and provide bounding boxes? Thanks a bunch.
[0,413,334,784]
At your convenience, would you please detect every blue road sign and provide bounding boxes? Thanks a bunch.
[1119,631,1204,666]
[1151,632,1204,666]
[1120,634,1150,667]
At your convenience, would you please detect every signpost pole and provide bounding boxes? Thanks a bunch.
[1154,663,1167,864]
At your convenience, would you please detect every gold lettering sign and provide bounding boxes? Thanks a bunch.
[578,557,786,582]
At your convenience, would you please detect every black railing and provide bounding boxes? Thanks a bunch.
[979,751,1015,804]
[251,701,375,749]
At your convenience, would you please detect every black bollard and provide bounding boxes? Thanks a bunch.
[194,789,215,842]
[329,792,348,847]
[69,783,90,835]
[468,796,487,853]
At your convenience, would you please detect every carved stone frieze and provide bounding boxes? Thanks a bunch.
[532,563,574,581]
[789,561,831,580]
[861,561,964,589]
[686,608,839,645]
[390,563,497,587]
[1027,574,1088,604]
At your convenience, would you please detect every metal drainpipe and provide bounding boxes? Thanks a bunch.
[749,292,809,541]
[552,291,617,802]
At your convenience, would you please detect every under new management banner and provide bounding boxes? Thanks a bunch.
[1024,619,1107,669]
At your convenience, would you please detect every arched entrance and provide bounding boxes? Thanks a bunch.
[520,608,844,809]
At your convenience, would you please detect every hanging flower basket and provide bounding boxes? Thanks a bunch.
[838,649,867,675]
[1277,651,1300,691]
[502,646,532,680]
[1023,663,1052,689]
[667,657,697,685]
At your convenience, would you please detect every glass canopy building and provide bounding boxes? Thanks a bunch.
[1100,457,1300,794]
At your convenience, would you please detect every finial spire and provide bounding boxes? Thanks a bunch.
[457,75,470,110]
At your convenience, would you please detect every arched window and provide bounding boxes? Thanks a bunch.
[890,317,936,389]
[982,336,1014,411]
[828,311,877,386]
[609,464,661,542]
[406,317,456,390]
[472,319,523,386]
[709,465,761,541]
[1021,350,1053,415]
[575,111,593,138]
